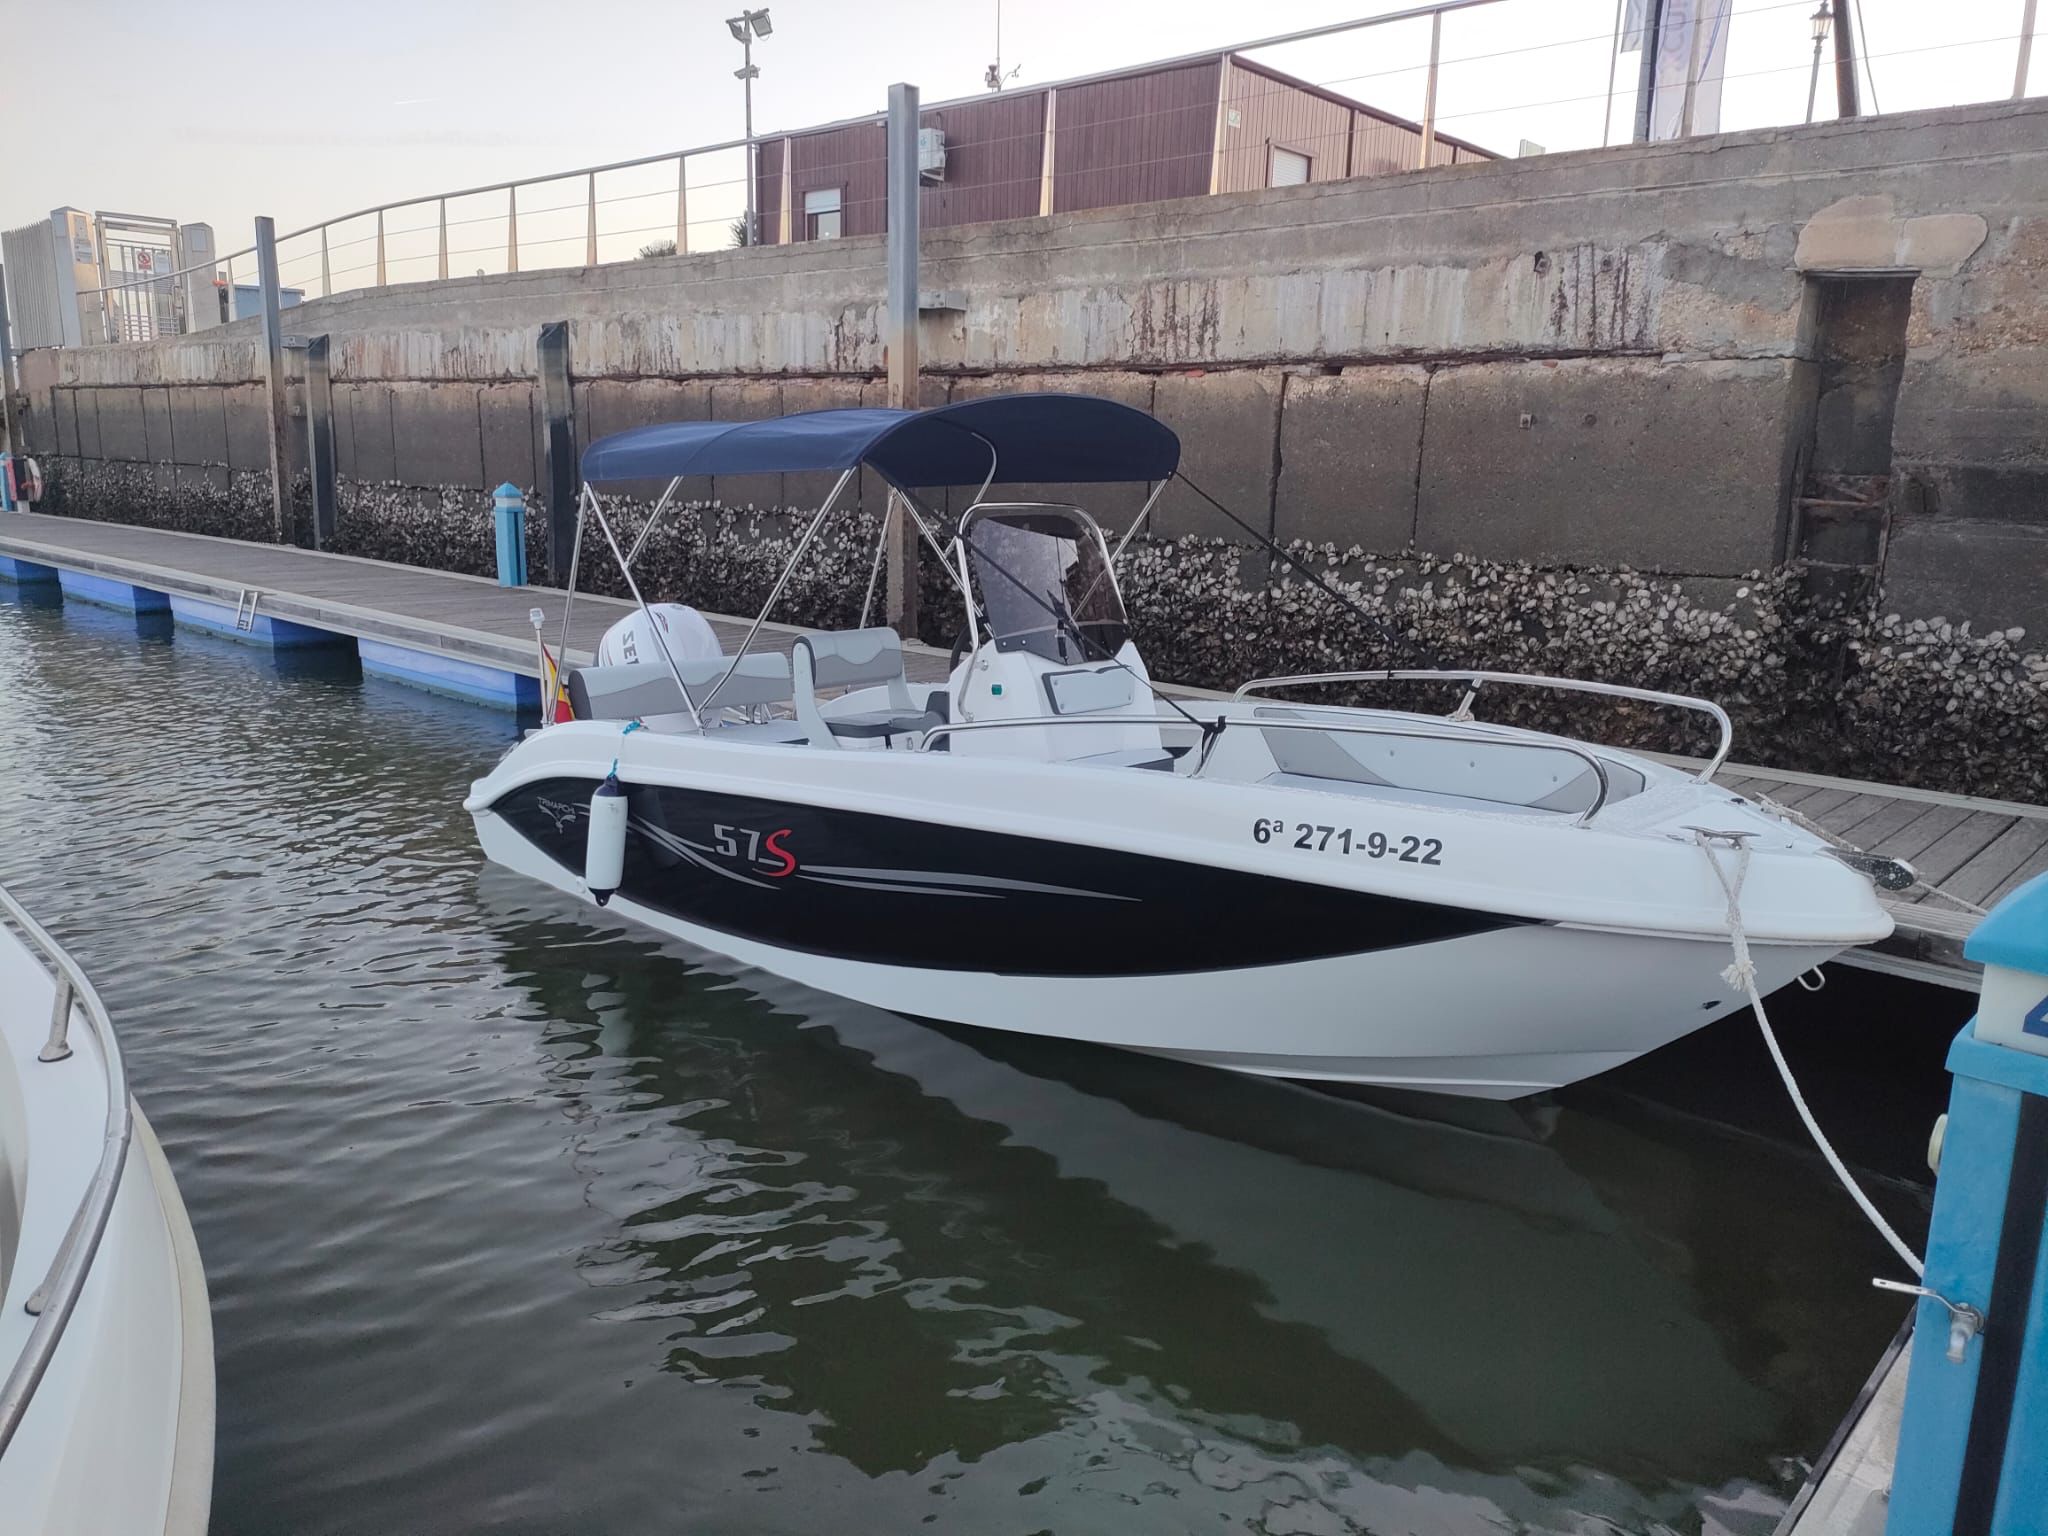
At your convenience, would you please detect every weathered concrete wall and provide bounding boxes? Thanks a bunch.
[14,99,2046,795]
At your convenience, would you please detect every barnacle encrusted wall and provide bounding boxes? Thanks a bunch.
[49,464,2031,801]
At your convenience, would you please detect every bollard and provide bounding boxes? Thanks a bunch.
[492,483,528,587]
[1887,870,2048,1536]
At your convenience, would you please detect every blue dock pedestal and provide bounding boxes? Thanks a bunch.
[492,484,528,588]
[0,554,59,585]
[1888,871,2048,1536]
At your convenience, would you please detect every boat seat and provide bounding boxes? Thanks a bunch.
[794,628,941,746]
[567,654,793,723]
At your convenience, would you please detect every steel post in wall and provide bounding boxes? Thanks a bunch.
[375,209,387,286]
[0,263,16,457]
[438,199,449,280]
[537,321,578,583]
[586,173,598,267]
[254,218,294,543]
[884,82,922,638]
[508,188,520,272]
[1831,0,1861,117]
[319,226,332,297]
[304,335,337,550]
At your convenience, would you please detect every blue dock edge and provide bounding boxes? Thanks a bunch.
[54,567,169,614]
[358,638,539,712]
[0,553,60,585]
[1886,870,2048,1536]
[167,594,350,650]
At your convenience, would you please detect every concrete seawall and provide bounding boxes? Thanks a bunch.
[12,100,2046,798]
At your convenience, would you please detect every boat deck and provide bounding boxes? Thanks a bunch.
[2,510,2036,987]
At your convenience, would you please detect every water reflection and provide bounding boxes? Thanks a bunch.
[0,590,1911,1535]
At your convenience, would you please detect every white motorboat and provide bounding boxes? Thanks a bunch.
[0,884,214,1536]
[466,394,1894,1099]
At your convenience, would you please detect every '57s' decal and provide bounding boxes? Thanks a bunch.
[1252,819,1443,866]
[711,823,799,878]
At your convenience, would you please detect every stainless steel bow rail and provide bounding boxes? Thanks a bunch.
[0,882,133,1460]
[1233,670,1736,782]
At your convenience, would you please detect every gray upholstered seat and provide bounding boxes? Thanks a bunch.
[567,653,793,723]
[793,628,940,746]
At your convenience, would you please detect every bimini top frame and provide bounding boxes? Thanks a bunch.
[556,394,1181,724]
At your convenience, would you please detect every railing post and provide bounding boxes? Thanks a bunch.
[675,154,689,253]
[884,81,922,638]
[1416,9,1441,168]
[507,187,520,272]
[1632,0,1663,141]
[375,209,387,286]
[319,225,332,297]
[305,334,337,550]
[1886,871,2048,1535]
[254,217,293,543]
[438,198,449,280]
[586,172,598,267]
[37,977,72,1063]
[2019,0,2039,99]
[1039,88,1058,216]
[536,320,578,583]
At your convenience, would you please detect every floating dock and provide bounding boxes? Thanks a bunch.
[4,510,2040,988]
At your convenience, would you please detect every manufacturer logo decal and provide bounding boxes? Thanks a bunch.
[2026,994,2048,1041]
[536,796,582,834]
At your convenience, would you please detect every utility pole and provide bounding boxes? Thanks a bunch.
[884,81,921,637]
[1831,0,1861,118]
[727,10,772,244]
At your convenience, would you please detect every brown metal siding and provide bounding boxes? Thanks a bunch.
[1214,58,1355,193]
[920,92,1046,228]
[1052,59,1220,214]
[784,121,889,240]
[1349,115,1420,178]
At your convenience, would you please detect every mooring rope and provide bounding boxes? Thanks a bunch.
[1754,794,1990,916]
[1693,829,1926,1279]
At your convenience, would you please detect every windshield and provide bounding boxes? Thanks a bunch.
[962,508,1130,665]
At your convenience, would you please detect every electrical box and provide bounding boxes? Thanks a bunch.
[918,128,946,184]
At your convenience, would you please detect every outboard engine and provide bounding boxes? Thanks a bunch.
[585,770,628,906]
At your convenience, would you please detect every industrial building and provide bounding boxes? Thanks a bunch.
[752,52,1493,244]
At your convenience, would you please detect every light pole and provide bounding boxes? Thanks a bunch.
[727,9,772,246]
[1805,3,1833,123]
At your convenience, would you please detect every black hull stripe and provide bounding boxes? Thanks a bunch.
[492,776,1535,977]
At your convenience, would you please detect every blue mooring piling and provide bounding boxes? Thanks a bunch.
[492,483,527,588]
[1887,870,2048,1535]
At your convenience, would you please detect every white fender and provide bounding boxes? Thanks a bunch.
[585,771,628,905]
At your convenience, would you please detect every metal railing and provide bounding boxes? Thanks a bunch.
[917,705,1616,824]
[0,882,133,1460]
[65,0,1510,322]
[1233,669,1734,782]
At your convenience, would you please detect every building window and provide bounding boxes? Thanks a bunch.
[804,188,843,240]
[1269,147,1312,188]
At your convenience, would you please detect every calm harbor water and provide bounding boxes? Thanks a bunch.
[1,592,1942,1535]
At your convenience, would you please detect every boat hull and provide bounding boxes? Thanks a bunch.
[472,799,1835,1100]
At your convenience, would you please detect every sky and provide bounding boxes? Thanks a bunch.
[3,0,2037,290]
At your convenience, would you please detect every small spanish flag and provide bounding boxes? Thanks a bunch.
[539,641,575,723]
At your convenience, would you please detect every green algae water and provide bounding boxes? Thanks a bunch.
[0,592,1928,1534]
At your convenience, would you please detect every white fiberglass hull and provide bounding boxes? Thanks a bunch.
[0,921,213,1536]
[466,721,1887,1099]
